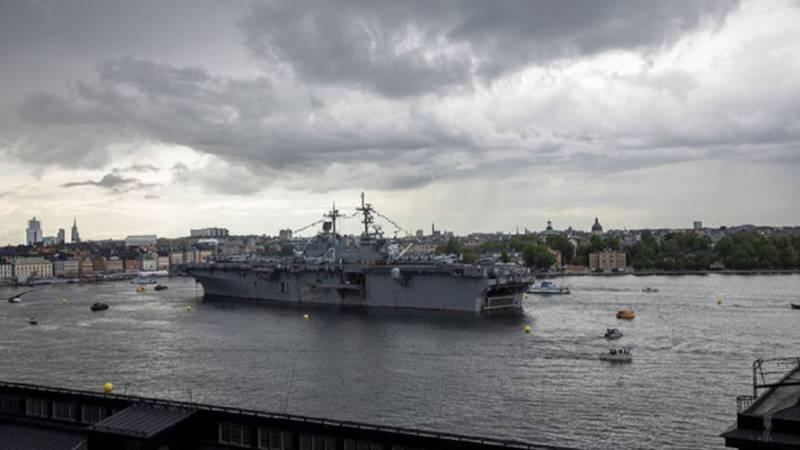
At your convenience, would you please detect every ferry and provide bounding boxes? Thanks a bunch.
[527,280,570,295]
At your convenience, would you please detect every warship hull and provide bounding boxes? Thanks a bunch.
[187,263,528,313]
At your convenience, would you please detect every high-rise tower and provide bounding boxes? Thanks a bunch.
[71,217,81,243]
[26,217,43,246]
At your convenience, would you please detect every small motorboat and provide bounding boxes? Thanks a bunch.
[154,284,168,291]
[6,290,31,303]
[642,287,658,293]
[599,347,632,362]
[791,303,800,310]
[527,280,570,295]
[604,328,623,339]
[136,287,146,293]
[28,317,38,326]
[90,302,109,312]
[616,310,636,320]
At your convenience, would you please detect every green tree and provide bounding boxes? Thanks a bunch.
[462,249,479,264]
[545,235,575,264]
[437,238,463,255]
[522,244,556,271]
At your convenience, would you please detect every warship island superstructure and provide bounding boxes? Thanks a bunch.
[186,195,532,313]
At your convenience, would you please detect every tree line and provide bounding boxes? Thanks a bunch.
[437,230,800,271]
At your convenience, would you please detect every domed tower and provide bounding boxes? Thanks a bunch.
[591,217,603,235]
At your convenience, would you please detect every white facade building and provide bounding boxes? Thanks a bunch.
[140,254,158,272]
[13,257,53,280]
[0,264,13,280]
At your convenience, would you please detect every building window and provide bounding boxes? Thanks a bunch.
[344,440,382,450]
[52,401,76,421]
[0,395,22,414]
[81,405,107,424]
[258,428,293,450]
[219,423,252,447]
[25,398,49,418]
[300,434,335,450]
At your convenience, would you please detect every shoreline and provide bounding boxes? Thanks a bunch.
[540,269,800,277]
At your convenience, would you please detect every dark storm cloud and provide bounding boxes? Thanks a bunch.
[113,164,160,173]
[62,173,155,192]
[63,174,137,189]
[5,57,475,175]
[241,0,739,96]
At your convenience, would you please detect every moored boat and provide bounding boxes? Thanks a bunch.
[131,275,157,285]
[527,280,570,295]
[616,309,635,320]
[791,303,800,310]
[90,302,109,311]
[154,284,168,291]
[186,194,532,313]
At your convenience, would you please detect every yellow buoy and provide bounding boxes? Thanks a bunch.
[716,299,722,305]
[524,324,531,334]
[303,314,310,320]
[186,305,193,312]
[103,382,113,394]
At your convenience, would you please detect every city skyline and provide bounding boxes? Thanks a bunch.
[5,212,799,247]
[2,1,800,245]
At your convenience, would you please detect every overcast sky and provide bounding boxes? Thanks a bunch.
[1,0,799,245]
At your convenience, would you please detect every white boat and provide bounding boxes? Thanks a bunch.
[6,290,31,303]
[599,347,632,362]
[604,328,623,339]
[131,275,157,285]
[527,280,570,295]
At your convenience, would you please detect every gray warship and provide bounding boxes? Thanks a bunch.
[186,195,532,313]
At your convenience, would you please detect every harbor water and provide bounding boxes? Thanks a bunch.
[1,274,798,449]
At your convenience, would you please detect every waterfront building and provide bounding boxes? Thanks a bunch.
[106,257,124,273]
[92,257,108,273]
[57,228,66,244]
[53,259,80,278]
[140,254,158,272]
[589,250,626,272]
[71,217,81,243]
[169,251,185,265]
[78,258,94,276]
[0,380,548,450]
[0,263,12,280]
[12,257,53,280]
[591,217,603,235]
[157,255,170,270]
[191,227,229,238]
[125,235,158,247]
[25,217,43,246]
[123,259,141,272]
